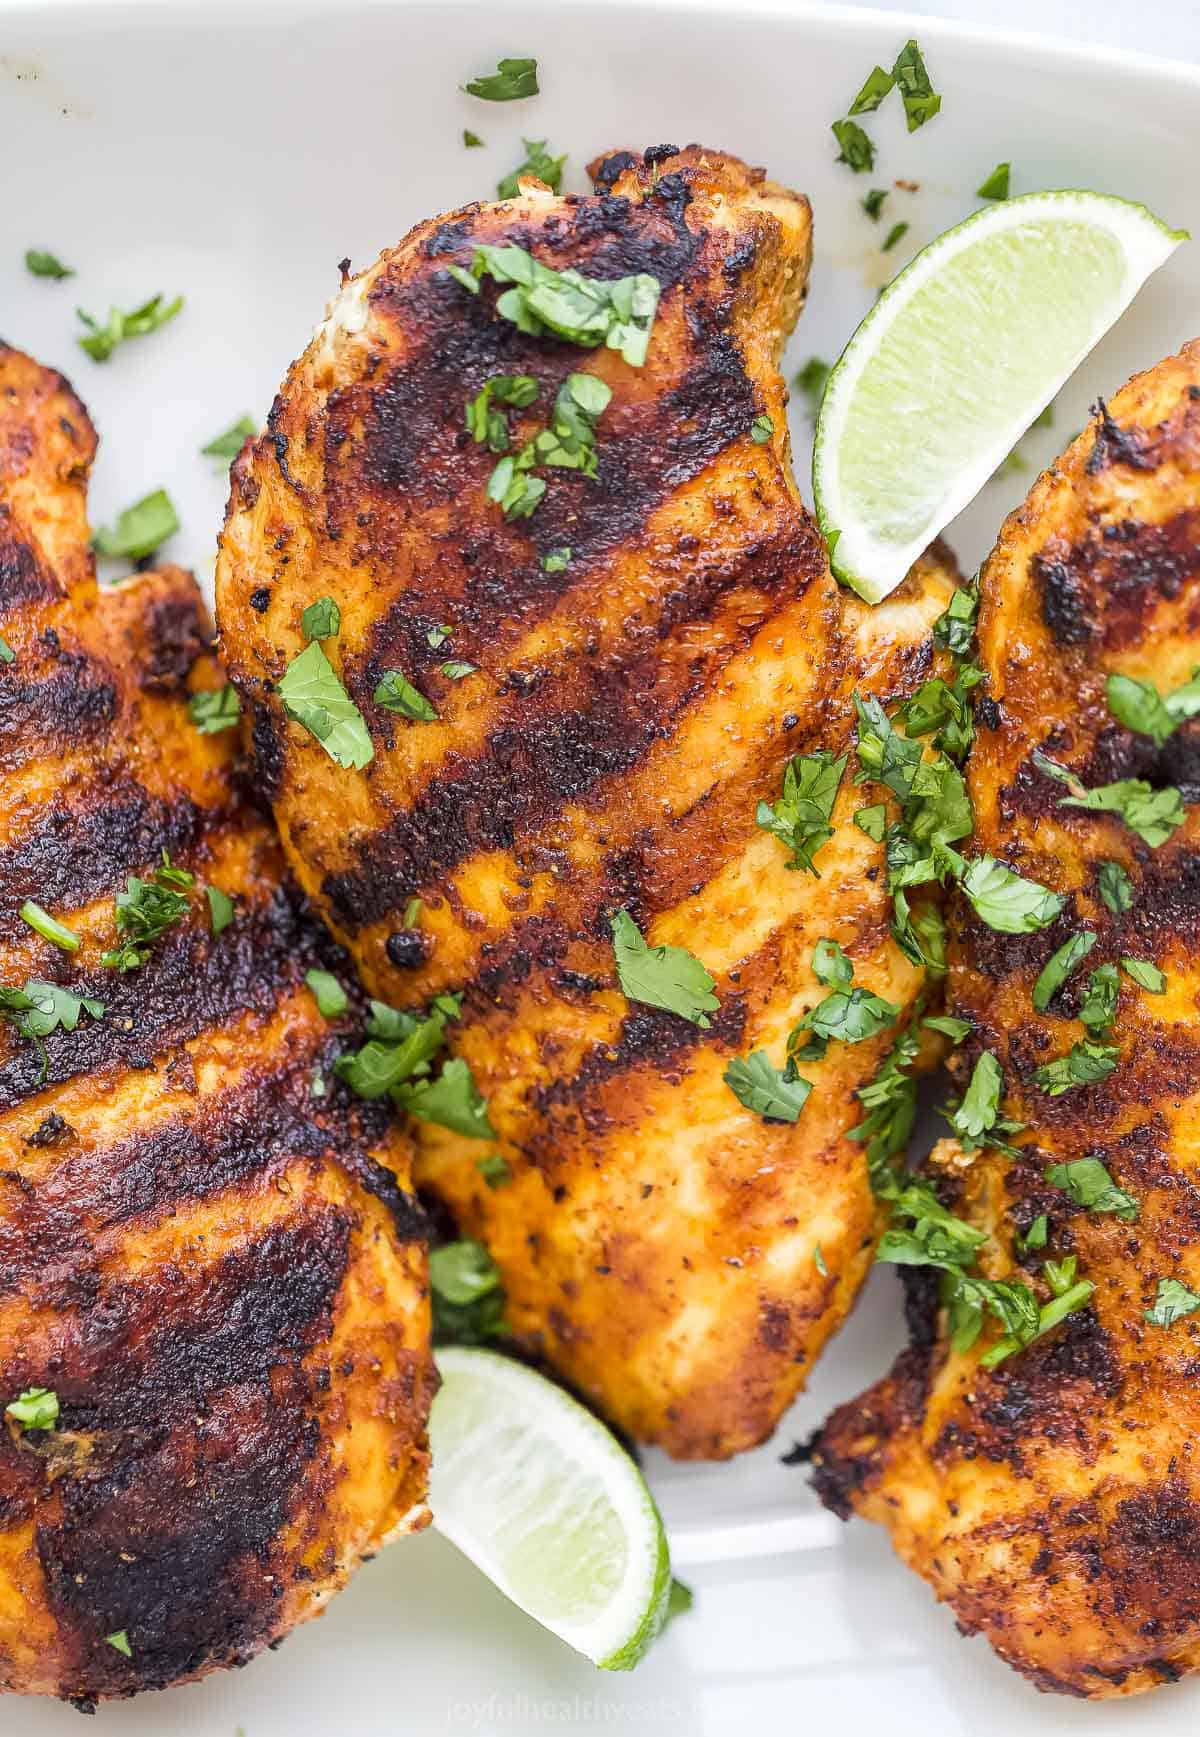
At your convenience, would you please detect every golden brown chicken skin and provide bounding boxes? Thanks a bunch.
[0,346,434,1706]
[813,343,1200,1697]
[217,146,955,1458]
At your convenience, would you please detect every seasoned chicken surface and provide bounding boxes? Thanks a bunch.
[813,343,1200,1697]
[217,145,955,1458]
[0,346,434,1705]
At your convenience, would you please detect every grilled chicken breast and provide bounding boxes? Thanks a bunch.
[0,346,434,1705]
[813,343,1200,1696]
[216,145,955,1458]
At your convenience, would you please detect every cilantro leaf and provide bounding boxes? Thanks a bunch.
[464,57,539,101]
[756,749,847,875]
[1032,930,1096,1011]
[854,803,887,842]
[750,413,774,443]
[476,1153,511,1188]
[465,373,539,452]
[1032,1039,1119,1096]
[463,129,484,148]
[398,1055,496,1139]
[206,885,234,936]
[1105,672,1174,746]
[724,1051,812,1123]
[5,1386,59,1428]
[0,981,105,1053]
[26,249,73,279]
[497,138,566,199]
[832,118,875,173]
[949,1051,1002,1143]
[932,586,979,658]
[302,596,341,641]
[430,1240,506,1343]
[892,39,941,130]
[849,64,894,113]
[76,293,182,362]
[961,854,1064,934]
[924,1013,971,1042]
[849,1021,923,1192]
[812,937,853,988]
[1145,1276,1200,1328]
[1121,956,1166,992]
[188,684,241,735]
[976,162,1011,200]
[374,668,439,721]
[882,221,909,254]
[1033,751,1185,848]
[0,635,13,665]
[20,900,80,953]
[1078,962,1119,1033]
[92,489,179,561]
[610,909,719,1029]
[279,642,374,769]
[455,243,660,367]
[305,968,348,1019]
[1097,860,1133,914]
[201,416,256,460]
[542,547,571,572]
[861,189,888,221]
[440,660,477,680]
[525,372,612,476]
[106,1631,133,1659]
[794,357,830,414]
[1045,1156,1138,1220]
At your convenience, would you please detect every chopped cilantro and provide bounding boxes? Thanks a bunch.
[756,750,847,875]
[1106,667,1200,747]
[924,1014,971,1042]
[440,660,477,680]
[305,968,348,1019]
[1145,1277,1200,1328]
[464,57,539,101]
[188,684,241,734]
[452,242,660,367]
[465,373,539,452]
[882,221,909,253]
[374,668,439,722]
[814,1244,828,1276]
[1019,1214,1049,1253]
[1097,860,1134,914]
[476,1153,512,1188]
[849,1021,922,1191]
[1078,963,1119,1033]
[799,984,899,1045]
[832,118,875,173]
[463,129,484,148]
[301,596,341,641]
[106,1631,132,1658]
[1045,1156,1137,1220]
[101,856,193,971]
[861,188,889,221]
[849,64,895,113]
[723,1050,812,1123]
[20,900,81,953]
[854,802,887,842]
[794,357,830,414]
[892,39,941,130]
[1032,1039,1119,1096]
[76,293,182,361]
[1031,930,1096,1011]
[813,937,853,988]
[336,1005,448,1099]
[497,138,566,199]
[280,642,374,769]
[976,162,1011,200]
[542,547,571,572]
[0,980,104,1043]
[92,489,179,561]
[961,854,1064,934]
[430,1240,506,1343]
[201,416,255,460]
[1033,751,1185,849]
[949,1051,1002,1145]
[610,908,719,1029]
[523,372,612,476]
[427,624,452,649]
[5,1386,59,1429]
[399,1055,496,1139]
[486,455,546,520]
[206,885,234,936]
[0,636,13,665]
[1121,957,1166,992]
[750,413,774,443]
[931,586,978,658]
[25,248,73,279]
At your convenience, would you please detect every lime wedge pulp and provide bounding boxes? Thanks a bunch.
[428,1347,672,1669]
[813,190,1187,602]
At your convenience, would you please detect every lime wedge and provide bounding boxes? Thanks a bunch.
[428,1347,671,1669]
[814,190,1186,602]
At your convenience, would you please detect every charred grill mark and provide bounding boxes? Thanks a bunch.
[1086,399,1158,475]
[32,1212,351,1692]
[0,663,118,770]
[0,788,214,929]
[1033,510,1200,655]
[0,885,314,1109]
[0,523,62,608]
[0,1068,423,1294]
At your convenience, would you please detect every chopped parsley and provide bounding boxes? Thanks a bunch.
[0,635,13,665]
[1032,1038,1119,1096]
[1097,860,1134,914]
[101,854,193,971]
[861,189,889,221]
[1121,957,1166,992]
[301,595,341,641]
[882,221,909,253]
[188,684,241,735]
[201,416,255,460]
[20,900,80,953]
[26,249,73,279]
[849,64,894,113]
[832,118,875,173]
[497,138,566,199]
[892,39,941,130]
[374,668,439,721]
[1106,666,1200,747]
[463,57,539,101]
[430,1240,506,1343]
[206,885,234,936]
[1032,930,1096,1011]
[961,854,1064,935]
[106,1631,132,1658]
[1033,751,1185,849]
[279,641,374,768]
[1145,1277,1200,1328]
[756,749,847,875]
[794,357,830,414]
[92,489,179,561]
[750,413,774,443]
[76,293,182,362]
[5,1386,59,1429]
[1045,1156,1137,1220]
[476,1153,512,1188]
[723,1050,812,1123]
[466,373,539,452]
[610,908,719,1029]
[451,243,660,367]
[305,968,348,1019]
[976,163,1011,201]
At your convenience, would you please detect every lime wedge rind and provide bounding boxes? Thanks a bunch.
[429,1346,672,1670]
[813,190,1187,603]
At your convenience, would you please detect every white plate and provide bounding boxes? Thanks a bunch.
[4,2,1200,1731]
